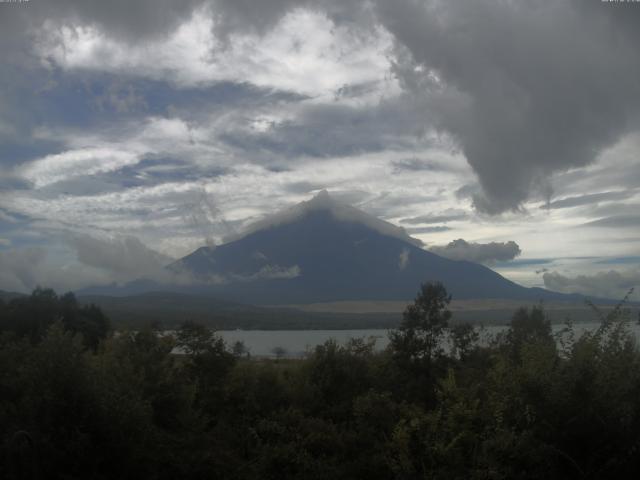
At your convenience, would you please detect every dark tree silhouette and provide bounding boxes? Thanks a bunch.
[389,281,452,365]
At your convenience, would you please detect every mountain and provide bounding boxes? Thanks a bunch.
[158,191,583,305]
[0,290,26,302]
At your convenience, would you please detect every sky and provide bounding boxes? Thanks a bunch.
[0,0,639,300]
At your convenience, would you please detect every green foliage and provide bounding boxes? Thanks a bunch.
[505,305,553,357]
[450,322,480,360]
[0,288,110,349]
[387,282,453,404]
[390,282,452,365]
[2,285,640,479]
[302,337,377,420]
[176,320,236,415]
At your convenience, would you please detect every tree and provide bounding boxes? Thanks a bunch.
[387,282,452,403]
[505,305,552,359]
[60,292,110,350]
[389,282,452,366]
[232,340,249,358]
[271,346,287,360]
[0,288,110,349]
[450,323,479,360]
[175,321,235,413]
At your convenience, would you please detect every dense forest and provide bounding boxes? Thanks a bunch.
[1,284,640,479]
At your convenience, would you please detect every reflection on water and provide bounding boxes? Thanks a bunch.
[217,322,640,358]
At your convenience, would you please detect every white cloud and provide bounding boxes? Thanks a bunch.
[37,9,398,99]
[398,247,409,270]
[232,264,301,282]
[69,233,172,283]
[543,269,640,301]
[15,116,209,188]
[0,246,107,293]
[19,147,139,188]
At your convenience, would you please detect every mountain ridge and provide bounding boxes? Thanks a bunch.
[80,191,594,305]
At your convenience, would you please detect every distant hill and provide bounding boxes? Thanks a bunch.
[78,292,635,330]
[0,290,26,302]
[77,291,401,330]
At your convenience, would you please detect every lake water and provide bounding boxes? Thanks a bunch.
[217,322,640,358]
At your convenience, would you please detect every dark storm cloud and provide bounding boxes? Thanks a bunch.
[210,0,375,38]
[543,190,636,210]
[209,0,302,37]
[429,238,521,265]
[0,0,205,45]
[374,0,640,214]
[454,184,480,201]
[0,0,367,52]
[334,82,381,101]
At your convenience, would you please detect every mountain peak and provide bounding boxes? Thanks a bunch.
[224,190,423,247]
[307,189,333,208]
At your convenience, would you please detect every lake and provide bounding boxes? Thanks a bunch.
[217,321,640,358]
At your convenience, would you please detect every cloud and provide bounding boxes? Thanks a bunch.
[454,184,480,201]
[68,233,173,283]
[502,258,553,267]
[0,0,205,48]
[19,148,139,188]
[596,256,640,266]
[0,0,638,296]
[0,210,18,223]
[4,1,640,218]
[181,189,236,248]
[231,264,301,282]
[93,82,148,113]
[543,190,636,210]
[391,157,460,173]
[398,248,409,270]
[429,238,521,265]
[0,246,107,293]
[374,0,640,213]
[36,8,395,98]
[401,209,467,225]
[581,215,640,229]
[218,94,427,162]
[406,226,451,234]
[0,247,47,292]
[227,190,424,247]
[543,269,640,300]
